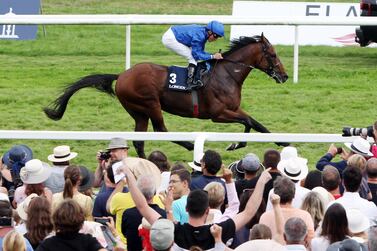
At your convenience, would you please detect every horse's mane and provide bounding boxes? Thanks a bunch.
[222,35,261,57]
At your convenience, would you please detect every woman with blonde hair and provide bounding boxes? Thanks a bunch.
[347,154,371,200]
[52,165,93,220]
[2,230,26,251]
[301,192,324,230]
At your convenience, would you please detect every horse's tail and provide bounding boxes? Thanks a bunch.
[43,74,119,120]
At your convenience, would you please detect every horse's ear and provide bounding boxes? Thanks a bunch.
[261,32,265,40]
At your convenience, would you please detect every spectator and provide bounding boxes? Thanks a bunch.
[266,156,310,210]
[347,154,371,200]
[368,225,377,251]
[14,159,52,207]
[37,199,105,251]
[284,217,308,250]
[300,192,324,231]
[120,162,271,250]
[78,166,94,197]
[204,168,240,224]
[249,224,272,240]
[321,165,341,199]
[367,158,377,205]
[3,145,33,190]
[311,186,334,210]
[44,145,77,194]
[327,238,367,251]
[188,150,203,178]
[234,153,261,198]
[121,175,166,251]
[316,137,373,174]
[150,219,174,251]
[52,165,93,221]
[346,209,370,244]
[0,158,13,200]
[148,150,171,194]
[16,193,38,235]
[259,176,314,245]
[94,138,129,189]
[302,170,322,190]
[311,203,350,251]
[327,166,377,221]
[24,196,53,249]
[2,230,26,251]
[0,200,33,250]
[92,164,127,218]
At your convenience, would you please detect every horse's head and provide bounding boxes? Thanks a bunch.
[256,33,288,84]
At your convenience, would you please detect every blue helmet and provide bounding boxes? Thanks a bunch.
[206,20,224,37]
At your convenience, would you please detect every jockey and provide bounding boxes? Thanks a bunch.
[162,20,224,90]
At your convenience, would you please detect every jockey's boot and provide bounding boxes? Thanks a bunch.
[187,63,197,90]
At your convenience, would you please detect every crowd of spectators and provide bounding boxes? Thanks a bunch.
[1,126,377,251]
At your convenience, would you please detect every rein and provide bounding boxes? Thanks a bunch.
[221,58,255,69]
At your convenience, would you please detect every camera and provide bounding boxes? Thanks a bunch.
[99,151,111,161]
[94,217,110,225]
[0,217,13,227]
[342,126,374,137]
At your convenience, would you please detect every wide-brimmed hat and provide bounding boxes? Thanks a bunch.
[20,159,51,184]
[188,152,204,172]
[48,145,77,162]
[124,157,161,188]
[312,186,335,209]
[344,137,373,157]
[237,153,261,172]
[277,156,308,181]
[150,219,175,251]
[280,146,298,160]
[78,166,94,192]
[106,137,129,150]
[16,193,38,221]
[346,208,370,233]
[3,145,33,167]
[229,160,244,180]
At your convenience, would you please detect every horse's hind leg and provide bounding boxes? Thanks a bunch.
[128,111,149,158]
[149,109,194,151]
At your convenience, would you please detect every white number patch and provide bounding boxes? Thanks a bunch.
[169,73,177,84]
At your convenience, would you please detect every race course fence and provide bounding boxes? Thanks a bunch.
[1,14,377,83]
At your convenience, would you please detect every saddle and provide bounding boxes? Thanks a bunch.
[166,63,208,92]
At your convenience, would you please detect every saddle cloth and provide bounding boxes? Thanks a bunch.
[166,64,207,92]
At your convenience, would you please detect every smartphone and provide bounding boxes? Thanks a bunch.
[94,218,110,225]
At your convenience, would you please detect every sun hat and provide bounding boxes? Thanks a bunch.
[150,219,175,251]
[346,208,370,234]
[20,159,51,184]
[237,153,261,172]
[16,193,38,221]
[280,146,298,160]
[188,152,204,172]
[124,157,161,188]
[3,145,33,167]
[229,160,244,180]
[48,145,77,162]
[344,137,373,157]
[106,137,129,150]
[277,156,308,181]
[312,186,334,209]
[78,166,94,192]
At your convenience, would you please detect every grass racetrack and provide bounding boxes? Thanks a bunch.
[1,0,377,170]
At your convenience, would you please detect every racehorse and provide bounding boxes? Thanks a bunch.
[44,34,288,158]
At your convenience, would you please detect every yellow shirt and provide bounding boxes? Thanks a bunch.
[110,192,164,243]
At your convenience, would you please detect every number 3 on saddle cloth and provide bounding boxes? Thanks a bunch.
[166,63,208,92]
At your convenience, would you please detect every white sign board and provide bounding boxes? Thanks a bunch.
[231,1,359,46]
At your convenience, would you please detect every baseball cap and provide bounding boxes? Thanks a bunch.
[150,219,174,250]
[237,153,261,172]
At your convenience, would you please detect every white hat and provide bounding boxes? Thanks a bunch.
[277,156,308,181]
[344,137,373,157]
[106,137,129,150]
[48,145,77,162]
[20,159,51,184]
[16,193,38,221]
[312,186,335,209]
[150,219,175,251]
[188,152,204,172]
[280,146,298,160]
[346,208,370,233]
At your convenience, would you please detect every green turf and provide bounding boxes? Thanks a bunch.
[1,0,376,171]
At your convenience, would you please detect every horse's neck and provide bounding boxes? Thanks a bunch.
[221,53,253,85]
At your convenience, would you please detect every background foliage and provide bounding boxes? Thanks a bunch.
[1,0,376,170]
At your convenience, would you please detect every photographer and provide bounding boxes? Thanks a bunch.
[93,138,129,189]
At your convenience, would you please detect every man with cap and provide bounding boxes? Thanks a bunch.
[316,137,373,175]
[44,145,77,194]
[93,137,129,188]
[150,219,174,251]
[235,153,262,198]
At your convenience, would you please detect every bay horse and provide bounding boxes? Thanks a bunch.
[44,34,288,158]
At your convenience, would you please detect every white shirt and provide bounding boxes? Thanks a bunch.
[311,236,330,251]
[266,183,310,210]
[327,191,377,221]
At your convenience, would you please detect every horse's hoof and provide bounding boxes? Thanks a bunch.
[234,142,247,150]
[226,143,237,151]
[276,142,290,147]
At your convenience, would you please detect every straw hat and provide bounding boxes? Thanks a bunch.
[3,145,33,167]
[16,193,38,221]
[48,145,77,162]
[20,159,51,184]
[344,137,373,157]
[277,156,308,181]
[106,138,129,150]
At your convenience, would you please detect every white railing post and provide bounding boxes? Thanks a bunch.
[293,25,299,84]
[192,133,208,162]
[125,24,131,70]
